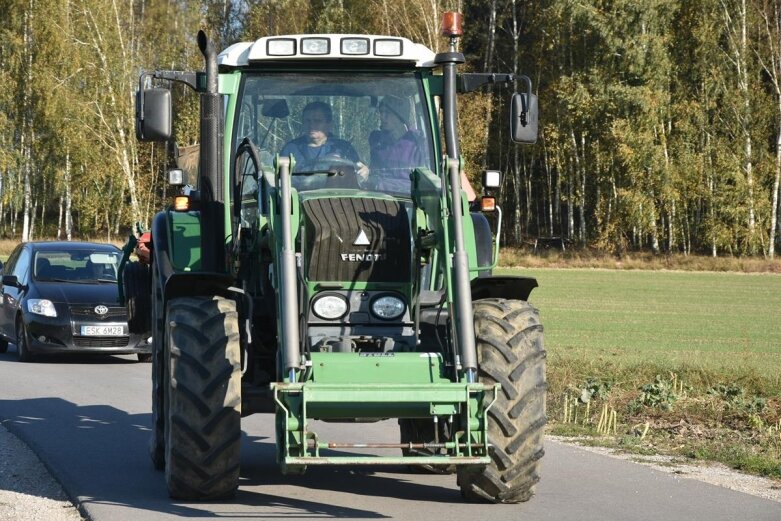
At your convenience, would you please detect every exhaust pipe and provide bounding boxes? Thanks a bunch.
[196,31,225,273]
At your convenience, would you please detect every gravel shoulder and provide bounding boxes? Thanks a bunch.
[549,435,781,503]
[0,422,83,521]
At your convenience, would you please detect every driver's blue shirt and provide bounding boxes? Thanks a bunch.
[280,135,360,172]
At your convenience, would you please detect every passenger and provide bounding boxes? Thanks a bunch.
[280,101,368,186]
[363,95,423,192]
[365,95,477,200]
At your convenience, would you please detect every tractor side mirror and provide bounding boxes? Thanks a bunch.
[510,92,539,144]
[136,87,172,142]
[510,76,538,144]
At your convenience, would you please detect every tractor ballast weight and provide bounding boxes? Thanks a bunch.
[122,13,546,503]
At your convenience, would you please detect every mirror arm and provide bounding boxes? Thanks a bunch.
[147,70,203,92]
[457,73,516,93]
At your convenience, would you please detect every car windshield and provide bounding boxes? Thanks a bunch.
[235,72,436,196]
[33,250,121,283]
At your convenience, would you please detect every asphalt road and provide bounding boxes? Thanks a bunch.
[0,349,779,521]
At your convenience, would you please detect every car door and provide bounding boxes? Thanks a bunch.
[0,245,24,340]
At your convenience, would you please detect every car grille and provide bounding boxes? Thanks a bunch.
[70,305,126,320]
[73,336,130,348]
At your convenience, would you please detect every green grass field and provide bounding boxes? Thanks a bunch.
[496,268,781,478]
[498,267,781,384]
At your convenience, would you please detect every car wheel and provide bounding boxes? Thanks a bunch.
[16,319,36,363]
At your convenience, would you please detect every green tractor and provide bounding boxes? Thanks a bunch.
[121,12,545,504]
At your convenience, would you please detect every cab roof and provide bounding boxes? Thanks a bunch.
[218,34,437,68]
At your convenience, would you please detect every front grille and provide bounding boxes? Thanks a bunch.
[302,197,411,283]
[70,305,126,320]
[73,336,130,348]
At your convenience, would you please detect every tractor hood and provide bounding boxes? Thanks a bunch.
[300,195,412,283]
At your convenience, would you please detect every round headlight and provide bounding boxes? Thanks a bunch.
[371,295,405,320]
[312,294,348,320]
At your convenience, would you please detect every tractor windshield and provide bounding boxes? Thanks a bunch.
[235,72,435,196]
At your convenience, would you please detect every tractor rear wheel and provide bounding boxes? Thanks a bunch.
[457,299,546,503]
[164,296,242,500]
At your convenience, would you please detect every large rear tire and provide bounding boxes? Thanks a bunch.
[164,296,242,500]
[457,299,546,503]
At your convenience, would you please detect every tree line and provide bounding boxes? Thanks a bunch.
[0,0,779,257]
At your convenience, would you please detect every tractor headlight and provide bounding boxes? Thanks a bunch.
[370,295,405,320]
[301,37,329,55]
[341,37,369,55]
[28,299,57,317]
[312,294,349,320]
[266,38,296,56]
[374,39,403,57]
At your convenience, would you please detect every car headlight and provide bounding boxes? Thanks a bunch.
[370,295,405,320]
[312,294,349,320]
[28,299,57,317]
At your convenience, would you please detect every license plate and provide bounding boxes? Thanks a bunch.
[81,325,124,336]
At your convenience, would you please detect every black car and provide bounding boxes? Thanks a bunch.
[0,241,152,362]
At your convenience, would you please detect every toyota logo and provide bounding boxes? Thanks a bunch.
[94,305,109,315]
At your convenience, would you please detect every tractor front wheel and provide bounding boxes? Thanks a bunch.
[457,298,546,503]
[164,296,242,500]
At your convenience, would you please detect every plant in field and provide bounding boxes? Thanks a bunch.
[707,383,767,414]
[707,383,745,402]
[630,375,678,412]
[576,378,613,404]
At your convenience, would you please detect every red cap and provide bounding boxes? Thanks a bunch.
[441,12,463,37]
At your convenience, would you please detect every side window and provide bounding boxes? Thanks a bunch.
[13,249,31,284]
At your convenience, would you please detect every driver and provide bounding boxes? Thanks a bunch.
[280,101,368,182]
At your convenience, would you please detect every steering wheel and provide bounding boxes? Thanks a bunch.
[294,156,360,189]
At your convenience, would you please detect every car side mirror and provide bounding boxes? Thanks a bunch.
[2,275,19,288]
[510,76,539,144]
[136,86,172,142]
